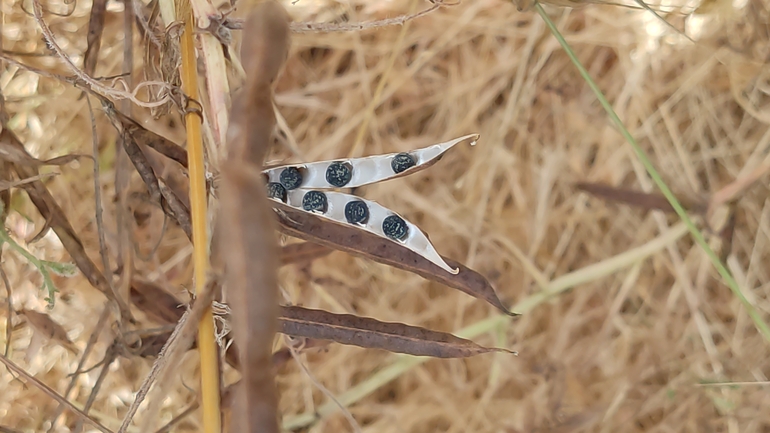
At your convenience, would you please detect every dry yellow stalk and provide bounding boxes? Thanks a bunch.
[176,0,221,431]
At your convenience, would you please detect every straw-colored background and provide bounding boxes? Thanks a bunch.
[1,0,769,431]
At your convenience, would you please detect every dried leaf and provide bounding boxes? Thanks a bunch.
[19,309,77,354]
[101,103,193,240]
[129,278,184,325]
[278,306,513,358]
[0,138,86,167]
[157,178,192,240]
[0,160,10,224]
[26,214,52,244]
[111,108,189,168]
[126,330,175,358]
[0,173,57,192]
[118,130,162,201]
[274,202,515,315]
[576,182,706,214]
[280,242,332,265]
[83,0,107,76]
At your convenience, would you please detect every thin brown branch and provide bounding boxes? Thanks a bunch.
[48,305,111,432]
[0,354,114,433]
[116,278,215,433]
[221,0,454,33]
[1,268,12,359]
[85,95,114,297]
[72,343,119,433]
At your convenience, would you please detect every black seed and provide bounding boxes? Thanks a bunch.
[302,191,327,213]
[266,182,287,202]
[279,167,303,190]
[325,162,353,187]
[391,153,416,174]
[344,200,369,225]
[382,215,409,240]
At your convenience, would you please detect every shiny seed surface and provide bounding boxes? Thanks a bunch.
[391,153,416,174]
[325,162,353,187]
[382,215,409,240]
[344,200,369,225]
[302,191,328,213]
[280,167,303,190]
[266,182,287,202]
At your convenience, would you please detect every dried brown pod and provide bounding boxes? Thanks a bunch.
[273,202,515,316]
[278,306,515,358]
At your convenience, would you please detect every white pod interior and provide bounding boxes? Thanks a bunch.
[264,134,479,189]
[277,189,459,274]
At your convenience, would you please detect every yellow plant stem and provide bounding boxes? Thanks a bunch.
[180,12,222,433]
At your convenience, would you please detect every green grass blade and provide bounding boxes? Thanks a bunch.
[532,2,770,342]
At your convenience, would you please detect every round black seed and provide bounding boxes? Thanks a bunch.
[382,215,409,241]
[325,162,353,187]
[344,200,369,225]
[266,182,287,202]
[391,153,416,174]
[279,167,303,190]
[302,191,328,213]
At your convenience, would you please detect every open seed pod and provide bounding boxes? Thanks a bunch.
[263,134,480,275]
[262,134,479,189]
[277,189,458,274]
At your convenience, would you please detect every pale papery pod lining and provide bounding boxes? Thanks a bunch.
[278,189,459,274]
[262,134,479,188]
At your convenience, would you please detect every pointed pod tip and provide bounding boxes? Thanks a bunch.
[468,133,480,146]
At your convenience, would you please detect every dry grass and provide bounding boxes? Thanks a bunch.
[2,0,770,431]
